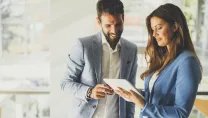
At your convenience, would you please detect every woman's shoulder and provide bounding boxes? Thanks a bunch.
[173,50,199,66]
[176,50,196,60]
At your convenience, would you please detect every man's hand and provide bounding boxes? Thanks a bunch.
[90,84,114,99]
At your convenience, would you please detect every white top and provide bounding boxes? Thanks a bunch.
[149,72,159,101]
[92,33,120,118]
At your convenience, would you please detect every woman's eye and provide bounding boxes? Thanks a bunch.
[157,27,162,30]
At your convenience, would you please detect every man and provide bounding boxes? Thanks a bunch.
[61,0,138,118]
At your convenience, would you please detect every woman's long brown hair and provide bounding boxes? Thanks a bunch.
[140,3,202,79]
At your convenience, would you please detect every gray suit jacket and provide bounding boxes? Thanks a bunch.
[61,32,138,118]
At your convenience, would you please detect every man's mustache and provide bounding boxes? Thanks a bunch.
[109,32,122,36]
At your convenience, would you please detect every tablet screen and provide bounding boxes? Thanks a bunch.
[103,78,144,99]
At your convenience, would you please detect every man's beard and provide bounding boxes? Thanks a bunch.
[102,29,123,43]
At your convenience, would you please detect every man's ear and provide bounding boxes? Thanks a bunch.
[173,22,179,32]
[96,16,101,26]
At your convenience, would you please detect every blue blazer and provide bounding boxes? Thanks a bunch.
[140,51,201,118]
[61,32,138,118]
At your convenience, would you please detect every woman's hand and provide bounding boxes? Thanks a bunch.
[115,87,145,108]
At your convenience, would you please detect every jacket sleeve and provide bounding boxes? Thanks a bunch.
[126,47,138,118]
[140,56,202,118]
[60,39,91,102]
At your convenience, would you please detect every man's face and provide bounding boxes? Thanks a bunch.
[98,13,124,42]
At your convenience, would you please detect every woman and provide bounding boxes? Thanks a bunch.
[115,3,202,118]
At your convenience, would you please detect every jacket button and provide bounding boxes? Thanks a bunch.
[93,105,96,108]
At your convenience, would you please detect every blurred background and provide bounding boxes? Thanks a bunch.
[1,0,208,118]
[0,0,50,118]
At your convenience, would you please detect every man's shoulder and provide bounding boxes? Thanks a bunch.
[121,38,137,49]
[79,34,97,43]
[77,33,101,48]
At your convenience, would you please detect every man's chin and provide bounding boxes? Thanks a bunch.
[109,37,120,41]
[109,38,118,42]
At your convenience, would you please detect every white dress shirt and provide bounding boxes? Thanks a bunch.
[92,33,120,118]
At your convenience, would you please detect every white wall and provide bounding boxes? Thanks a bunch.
[49,0,96,118]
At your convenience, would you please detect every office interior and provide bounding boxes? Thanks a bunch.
[0,0,208,118]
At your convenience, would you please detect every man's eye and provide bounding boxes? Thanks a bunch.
[106,25,111,27]
[116,24,121,27]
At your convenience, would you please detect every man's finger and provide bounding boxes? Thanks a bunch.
[96,91,106,96]
[99,84,113,91]
[95,94,105,99]
[97,87,113,94]
[104,84,113,90]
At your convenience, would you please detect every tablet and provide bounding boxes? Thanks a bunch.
[103,78,144,99]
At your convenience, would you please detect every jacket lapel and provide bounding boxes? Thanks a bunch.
[145,74,152,101]
[119,39,130,118]
[120,39,129,80]
[92,32,102,84]
[119,97,126,118]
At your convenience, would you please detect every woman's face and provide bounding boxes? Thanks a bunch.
[150,16,175,50]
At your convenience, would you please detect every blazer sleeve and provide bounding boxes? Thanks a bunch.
[141,56,202,118]
[60,39,91,102]
[126,47,138,118]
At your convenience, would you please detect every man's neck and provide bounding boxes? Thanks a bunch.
[106,39,119,50]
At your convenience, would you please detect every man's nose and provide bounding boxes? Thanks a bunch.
[111,26,118,34]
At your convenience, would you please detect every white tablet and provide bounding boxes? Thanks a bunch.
[103,78,144,99]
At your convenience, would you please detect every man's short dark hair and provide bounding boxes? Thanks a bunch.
[96,0,124,21]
